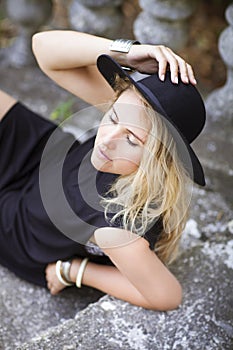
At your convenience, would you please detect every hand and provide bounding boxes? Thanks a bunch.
[126,44,197,85]
[45,262,67,295]
[45,259,82,295]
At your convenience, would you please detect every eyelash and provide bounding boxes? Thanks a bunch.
[108,113,138,147]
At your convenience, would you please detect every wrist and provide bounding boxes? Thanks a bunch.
[109,39,140,53]
[108,38,141,67]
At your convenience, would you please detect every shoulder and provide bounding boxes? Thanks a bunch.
[94,227,149,251]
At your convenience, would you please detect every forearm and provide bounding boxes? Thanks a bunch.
[32,30,196,105]
[94,229,182,310]
[32,30,124,71]
[70,259,154,309]
[70,257,182,310]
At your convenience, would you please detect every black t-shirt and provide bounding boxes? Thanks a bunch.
[0,102,162,286]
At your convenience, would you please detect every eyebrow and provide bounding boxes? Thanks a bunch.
[112,106,146,144]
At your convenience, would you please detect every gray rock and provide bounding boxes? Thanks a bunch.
[69,0,124,39]
[196,5,233,200]
[18,240,233,349]
[205,4,233,122]
[77,0,122,7]
[134,12,189,49]
[134,0,196,50]
[2,0,53,67]
[139,0,196,20]
[0,267,103,350]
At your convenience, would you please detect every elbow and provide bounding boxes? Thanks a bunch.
[32,32,42,57]
[32,32,49,70]
[147,282,183,311]
[162,284,183,311]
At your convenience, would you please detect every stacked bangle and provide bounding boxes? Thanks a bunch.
[76,258,89,288]
[55,258,89,288]
[55,260,73,286]
[61,260,73,283]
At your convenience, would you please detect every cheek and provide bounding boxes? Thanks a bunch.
[114,160,137,175]
[95,125,104,142]
[115,147,143,174]
[120,145,143,164]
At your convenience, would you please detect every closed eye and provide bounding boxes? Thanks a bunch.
[109,106,142,147]
[109,107,118,124]
[126,135,138,147]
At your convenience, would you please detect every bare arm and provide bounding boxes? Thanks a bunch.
[32,31,115,106]
[32,30,196,107]
[93,227,182,310]
[46,228,182,311]
[83,239,181,310]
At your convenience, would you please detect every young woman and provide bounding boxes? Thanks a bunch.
[0,31,206,311]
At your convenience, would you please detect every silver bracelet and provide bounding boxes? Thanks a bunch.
[56,260,73,286]
[61,260,73,283]
[109,39,140,53]
[76,258,89,288]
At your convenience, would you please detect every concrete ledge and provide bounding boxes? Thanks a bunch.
[18,242,233,350]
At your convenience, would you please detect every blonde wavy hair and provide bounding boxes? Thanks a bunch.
[101,76,192,265]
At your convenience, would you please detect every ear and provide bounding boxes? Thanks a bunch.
[94,227,140,249]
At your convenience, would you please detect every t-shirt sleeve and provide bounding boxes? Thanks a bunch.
[143,217,163,250]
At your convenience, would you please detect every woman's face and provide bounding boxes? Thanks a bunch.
[91,89,151,175]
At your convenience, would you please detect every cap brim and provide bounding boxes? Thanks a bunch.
[97,54,205,186]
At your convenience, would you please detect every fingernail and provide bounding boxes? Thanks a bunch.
[174,76,178,84]
[160,74,165,81]
[193,78,197,84]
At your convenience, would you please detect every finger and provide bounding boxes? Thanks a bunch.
[186,63,197,85]
[161,47,180,84]
[150,46,168,81]
[45,263,52,274]
[173,53,197,85]
[176,57,189,84]
[50,286,57,295]
[158,58,168,82]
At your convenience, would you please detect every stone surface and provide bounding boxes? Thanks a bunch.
[196,3,233,202]
[77,0,122,6]
[0,267,104,350]
[18,244,233,350]
[138,0,195,20]
[1,0,53,67]
[134,12,189,48]
[134,0,196,50]
[69,0,124,39]
[205,3,233,122]
[0,66,88,119]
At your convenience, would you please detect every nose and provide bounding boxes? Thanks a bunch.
[102,125,123,149]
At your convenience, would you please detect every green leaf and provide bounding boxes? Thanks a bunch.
[50,99,74,123]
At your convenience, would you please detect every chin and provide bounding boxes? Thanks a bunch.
[91,152,111,173]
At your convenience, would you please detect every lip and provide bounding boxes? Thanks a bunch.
[97,146,112,161]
